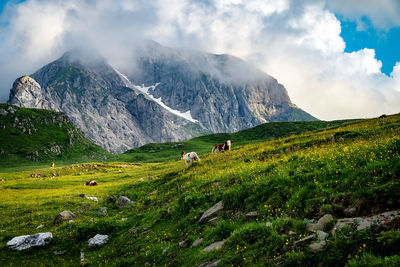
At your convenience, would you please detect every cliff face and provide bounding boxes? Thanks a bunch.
[128,42,316,133]
[8,43,316,153]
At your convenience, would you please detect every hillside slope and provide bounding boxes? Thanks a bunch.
[0,113,399,266]
[121,119,353,163]
[0,104,112,170]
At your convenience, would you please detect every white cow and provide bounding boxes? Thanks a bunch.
[181,151,201,165]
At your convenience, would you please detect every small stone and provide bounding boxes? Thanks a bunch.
[80,249,85,264]
[53,250,66,255]
[105,195,116,204]
[245,211,259,217]
[199,201,224,223]
[179,239,189,248]
[36,224,44,229]
[309,240,327,252]
[127,228,138,235]
[202,240,225,252]
[266,222,272,227]
[7,232,53,250]
[316,230,329,240]
[88,234,109,248]
[192,238,203,247]
[162,247,169,255]
[116,196,133,208]
[54,210,76,224]
[198,259,221,267]
[86,196,98,202]
[139,178,144,182]
[97,207,107,216]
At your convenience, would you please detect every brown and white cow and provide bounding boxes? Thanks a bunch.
[212,140,232,153]
[84,180,98,186]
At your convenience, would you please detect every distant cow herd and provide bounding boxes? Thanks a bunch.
[181,140,232,165]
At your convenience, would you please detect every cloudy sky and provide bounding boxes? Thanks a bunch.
[0,0,400,120]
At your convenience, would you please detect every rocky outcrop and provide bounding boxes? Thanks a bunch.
[8,76,46,108]
[6,232,53,250]
[332,210,400,234]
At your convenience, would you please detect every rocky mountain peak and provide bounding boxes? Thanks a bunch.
[7,43,316,153]
[8,75,44,108]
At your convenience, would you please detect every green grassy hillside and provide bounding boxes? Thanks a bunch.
[0,104,114,171]
[121,119,353,163]
[1,113,400,266]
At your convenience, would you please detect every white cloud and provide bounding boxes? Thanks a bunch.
[0,0,400,120]
[325,0,400,29]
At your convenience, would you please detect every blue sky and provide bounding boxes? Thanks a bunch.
[339,16,400,76]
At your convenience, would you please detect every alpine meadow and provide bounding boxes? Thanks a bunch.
[1,1,400,266]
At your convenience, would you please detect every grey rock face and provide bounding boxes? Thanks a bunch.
[8,76,45,108]
[7,232,52,250]
[130,42,316,134]
[88,234,108,247]
[199,201,224,223]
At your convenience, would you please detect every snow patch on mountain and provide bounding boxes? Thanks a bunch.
[135,83,198,123]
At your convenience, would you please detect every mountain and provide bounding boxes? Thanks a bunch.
[0,104,110,168]
[127,42,316,132]
[8,42,316,153]
[9,51,208,153]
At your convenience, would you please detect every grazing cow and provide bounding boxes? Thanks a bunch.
[212,140,232,153]
[84,180,98,186]
[181,151,201,165]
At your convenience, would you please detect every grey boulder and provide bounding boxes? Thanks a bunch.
[199,201,223,223]
[7,232,53,250]
[116,196,133,208]
[54,210,76,224]
[88,234,109,248]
